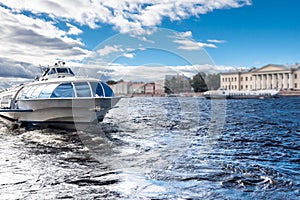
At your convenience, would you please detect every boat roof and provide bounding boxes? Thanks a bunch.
[40,61,76,80]
[31,76,101,86]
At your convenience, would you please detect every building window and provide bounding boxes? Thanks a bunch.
[222,78,225,82]
[235,77,237,82]
[235,85,237,89]
[225,78,227,82]
[295,83,297,88]
[250,77,252,81]
[231,77,234,81]
[241,85,243,89]
[295,74,298,79]
[241,77,243,81]
[246,77,248,81]
[246,85,248,89]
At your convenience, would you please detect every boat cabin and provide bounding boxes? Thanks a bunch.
[17,81,114,100]
[40,61,75,80]
[0,61,116,109]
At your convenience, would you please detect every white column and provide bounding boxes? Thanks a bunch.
[283,73,287,89]
[272,74,276,89]
[262,75,266,89]
[278,74,282,89]
[258,75,261,89]
[267,74,270,89]
[289,73,293,89]
[252,75,255,90]
[254,75,258,90]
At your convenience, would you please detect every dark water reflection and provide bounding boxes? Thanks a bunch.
[0,97,299,199]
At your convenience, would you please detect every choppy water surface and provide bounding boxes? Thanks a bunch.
[0,97,299,199]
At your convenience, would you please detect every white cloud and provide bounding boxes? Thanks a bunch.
[174,31,193,39]
[171,31,225,50]
[89,64,235,82]
[0,0,251,35]
[207,39,227,43]
[0,77,31,91]
[97,45,123,56]
[172,31,216,50]
[66,23,83,35]
[0,6,91,69]
[174,39,217,50]
[123,53,135,59]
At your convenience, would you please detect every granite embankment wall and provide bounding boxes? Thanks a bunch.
[279,90,300,96]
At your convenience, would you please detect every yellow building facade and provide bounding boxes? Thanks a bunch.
[221,64,300,91]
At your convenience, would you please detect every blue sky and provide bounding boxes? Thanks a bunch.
[0,0,299,82]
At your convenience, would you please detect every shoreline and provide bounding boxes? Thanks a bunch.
[115,90,300,97]
[279,90,300,96]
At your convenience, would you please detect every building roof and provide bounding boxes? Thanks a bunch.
[251,64,288,73]
[221,64,298,75]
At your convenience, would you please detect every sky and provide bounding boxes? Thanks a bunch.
[0,0,299,84]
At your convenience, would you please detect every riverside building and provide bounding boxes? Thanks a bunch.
[220,64,300,91]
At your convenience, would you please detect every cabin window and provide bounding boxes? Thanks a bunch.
[51,83,74,98]
[68,68,75,76]
[31,85,47,99]
[74,82,91,97]
[18,86,32,99]
[90,82,104,97]
[38,84,59,98]
[25,85,39,99]
[56,68,69,74]
[1,95,13,108]
[101,82,114,97]
[48,68,56,75]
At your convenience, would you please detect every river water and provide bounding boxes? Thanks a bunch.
[0,97,299,199]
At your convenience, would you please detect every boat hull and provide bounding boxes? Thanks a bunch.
[0,97,120,130]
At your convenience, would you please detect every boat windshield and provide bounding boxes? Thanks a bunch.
[45,67,75,76]
[56,68,69,74]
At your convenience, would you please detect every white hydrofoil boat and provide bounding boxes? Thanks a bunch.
[0,61,120,130]
[203,88,280,99]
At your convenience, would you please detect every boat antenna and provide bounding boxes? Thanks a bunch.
[39,64,43,73]
[39,64,48,73]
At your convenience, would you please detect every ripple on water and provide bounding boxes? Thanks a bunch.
[0,97,299,199]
